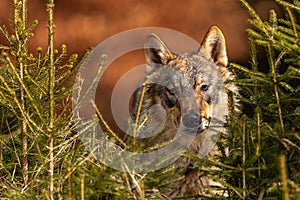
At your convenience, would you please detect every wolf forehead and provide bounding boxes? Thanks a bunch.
[170,52,223,81]
[147,52,224,88]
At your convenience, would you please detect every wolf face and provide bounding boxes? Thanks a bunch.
[131,26,233,141]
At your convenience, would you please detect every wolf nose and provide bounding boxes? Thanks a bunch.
[182,112,202,128]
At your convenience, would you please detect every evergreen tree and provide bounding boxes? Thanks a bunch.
[0,0,299,199]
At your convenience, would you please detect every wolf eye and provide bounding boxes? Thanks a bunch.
[165,88,177,107]
[200,84,209,91]
[168,88,176,95]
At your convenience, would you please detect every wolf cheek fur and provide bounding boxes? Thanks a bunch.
[130,26,238,197]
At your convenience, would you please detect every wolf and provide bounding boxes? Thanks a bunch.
[130,26,238,198]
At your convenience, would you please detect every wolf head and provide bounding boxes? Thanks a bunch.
[144,26,231,134]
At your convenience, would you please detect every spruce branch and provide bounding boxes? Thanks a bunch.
[12,0,29,187]
[46,0,55,199]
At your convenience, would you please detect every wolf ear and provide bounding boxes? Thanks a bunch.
[144,33,175,74]
[199,26,228,67]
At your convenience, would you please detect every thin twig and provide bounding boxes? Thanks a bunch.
[279,154,289,200]
[47,0,55,199]
[133,82,147,146]
[268,45,285,133]
[242,115,246,199]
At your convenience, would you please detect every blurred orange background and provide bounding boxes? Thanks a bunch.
[0,0,281,134]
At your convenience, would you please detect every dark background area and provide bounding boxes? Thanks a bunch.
[0,0,282,60]
[0,0,282,134]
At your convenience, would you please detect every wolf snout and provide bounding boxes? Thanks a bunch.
[182,112,202,128]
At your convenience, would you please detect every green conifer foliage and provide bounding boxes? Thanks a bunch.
[0,0,299,199]
[227,0,300,199]
[0,0,90,199]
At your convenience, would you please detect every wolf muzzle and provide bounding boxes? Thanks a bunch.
[182,112,202,129]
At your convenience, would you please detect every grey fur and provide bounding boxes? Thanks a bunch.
[130,26,239,197]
